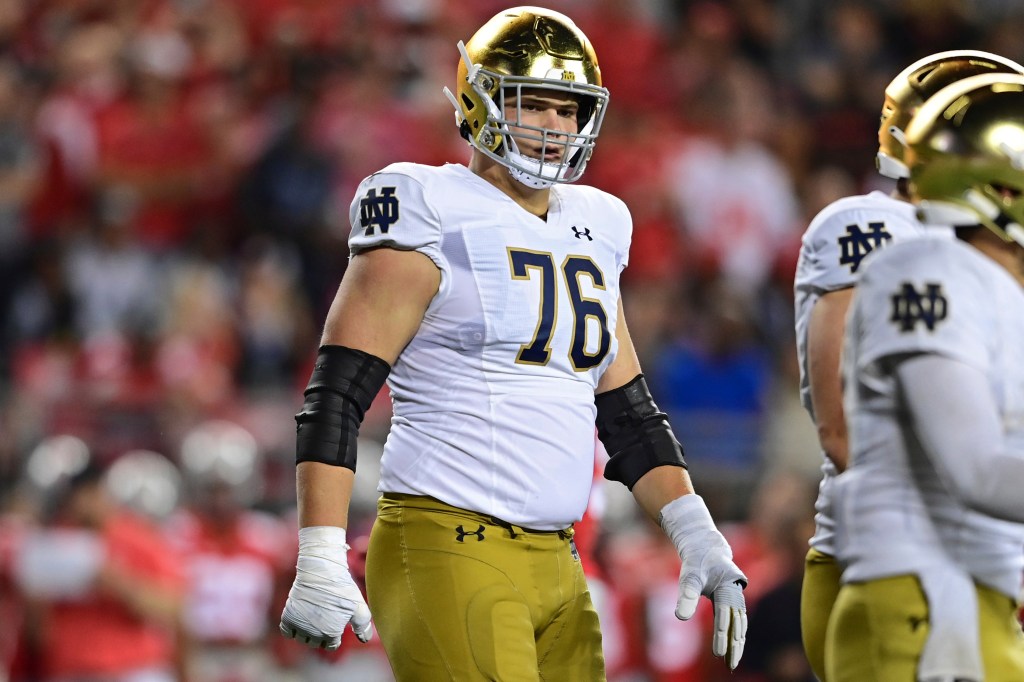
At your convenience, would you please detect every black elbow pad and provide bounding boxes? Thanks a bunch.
[294,345,391,471]
[595,374,687,490]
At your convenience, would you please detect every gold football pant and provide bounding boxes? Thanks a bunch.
[801,547,842,682]
[365,493,605,682]
[825,574,1024,682]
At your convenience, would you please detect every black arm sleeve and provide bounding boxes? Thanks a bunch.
[294,345,391,471]
[595,373,687,490]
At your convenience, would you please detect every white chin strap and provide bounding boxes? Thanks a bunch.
[504,136,561,189]
[919,189,999,227]
[876,151,909,180]
[877,125,910,180]
[918,193,1024,248]
[917,200,983,226]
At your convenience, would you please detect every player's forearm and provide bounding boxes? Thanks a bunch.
[817,427,849,471]
[631,465,696,522]
[898,354,1024,522]
[296,462,355,528]
[808,287,854,470]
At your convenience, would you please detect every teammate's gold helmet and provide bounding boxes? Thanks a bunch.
[443,6,609,188]
[877,50,1024,180]
[907,73,1024,245]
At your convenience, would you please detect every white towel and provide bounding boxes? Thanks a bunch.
[917,564,983,682]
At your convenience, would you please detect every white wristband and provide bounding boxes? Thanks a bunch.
[660,494,717,544]
[298,526,348,553]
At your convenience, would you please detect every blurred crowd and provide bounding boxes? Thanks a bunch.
[1,0,1023,681]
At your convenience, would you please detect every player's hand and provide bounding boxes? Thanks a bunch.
[279,526,374,650]
[659,494,748,670]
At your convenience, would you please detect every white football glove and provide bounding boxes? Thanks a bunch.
[279,526,373,650]
[660,494,748,670]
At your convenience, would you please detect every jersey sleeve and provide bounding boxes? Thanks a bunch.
[347,169,444,269]
[795,204,915,295]
[849,242,991,374]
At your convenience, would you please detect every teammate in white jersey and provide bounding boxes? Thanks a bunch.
[826,73,1024,682]
[792,50,1024,681]
[276,7,747,680]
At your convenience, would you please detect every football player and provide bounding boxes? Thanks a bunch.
[792,49,1024,681]
[166,421,294,682]
[15,438,185,682]
[277,6,747,680]
[827,73,1024,681]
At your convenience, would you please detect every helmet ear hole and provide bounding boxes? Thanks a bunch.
[576,96,596,126]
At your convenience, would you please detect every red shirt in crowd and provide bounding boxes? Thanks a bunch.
[41,512,185,678]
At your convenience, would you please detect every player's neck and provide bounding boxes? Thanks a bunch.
[893,177,912,202]
[470,154,552,219]
[891,188,913,203]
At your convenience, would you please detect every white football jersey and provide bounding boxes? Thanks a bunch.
[839,237,1024,599]
[348,162,630,529]
[793,191,928,555]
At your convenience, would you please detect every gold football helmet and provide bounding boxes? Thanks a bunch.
[442,7,609,188]
[877,50,1024,180]
[906,73,1024,245]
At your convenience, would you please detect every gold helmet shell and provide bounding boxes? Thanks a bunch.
[907,73,1024,245]
[443,6,609,187]
[877,50,1024,180]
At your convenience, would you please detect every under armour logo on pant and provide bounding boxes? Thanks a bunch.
[455,524,486,542]
[907,614,927,632]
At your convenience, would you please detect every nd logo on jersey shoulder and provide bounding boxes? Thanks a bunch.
[838,222,892,273]
[359,186,400,235]
[889,282,948,332]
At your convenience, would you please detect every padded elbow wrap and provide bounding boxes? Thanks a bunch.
[596,374,687,490]
[294,345,391,471]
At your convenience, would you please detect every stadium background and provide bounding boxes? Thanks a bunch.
[1,1,1022,681]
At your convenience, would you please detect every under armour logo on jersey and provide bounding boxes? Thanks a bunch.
[359,187,399,235]
[838,222,892,273]
[571,225,593,241]
[455,525,485,542]
[890,282,948,332]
